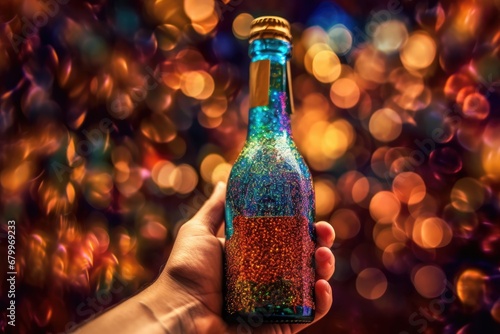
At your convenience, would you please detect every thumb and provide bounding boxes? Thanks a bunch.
[190,182,226,235]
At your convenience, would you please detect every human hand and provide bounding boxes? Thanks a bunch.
[141,182,336,334]
[77,182,335,334]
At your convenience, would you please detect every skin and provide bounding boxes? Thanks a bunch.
[77,182,336,334]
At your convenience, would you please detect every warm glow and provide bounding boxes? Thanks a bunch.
[356,268,388,300]
[483,120,500,148]
[1,161,33,191]
[232,13,254,39]
[382,243,408,274]
[369,191,401,224]
[369,108,402,142]
[355,46,388,83]
[456,269,486,310]
[301,26,329,49]
[180,71,215,100]
[413,217,453,249]
[170,164,198,194]
[184,0,214,22]
[389,67,424,98]
[330,78,360,109]
[155,24,181,51]
[392,172,426,204]
[200,154,226,182]
[321,120,354,159]
[140,112,177,143]
[304,43,331,74]
[191,11,219,35]
[314,178,338,216]
[152,160,176,189]
[400,31,436,70]
[373,224,397,250]
[330,209,360,239]
[444,73,472,100]
[140,216,168,241]
[413,265,446,298]
[482,145,500,179]
[312,50,341,83]
[352,177,369,204]
[201,96,228,118]
[408,194,438,218]
[373,20,408,53]
[211,162,232,184]
[450,177,484,213]
[463,92,490,120]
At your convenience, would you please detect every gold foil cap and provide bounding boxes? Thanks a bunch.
[249,16,292,43]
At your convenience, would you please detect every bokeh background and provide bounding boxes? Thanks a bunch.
[1,0,500,333]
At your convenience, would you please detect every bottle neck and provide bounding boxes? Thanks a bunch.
[247,39,293,141]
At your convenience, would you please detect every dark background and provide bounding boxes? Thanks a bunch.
[1,0,500,333]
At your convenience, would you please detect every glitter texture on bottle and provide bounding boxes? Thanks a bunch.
[224,16,316,324]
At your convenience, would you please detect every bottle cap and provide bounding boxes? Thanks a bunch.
[249,16,292,43]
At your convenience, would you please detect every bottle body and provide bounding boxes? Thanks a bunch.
[224,136,316,323]
[224,28,316,323]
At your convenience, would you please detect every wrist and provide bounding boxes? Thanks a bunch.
[75,290,165,334]
[138,276,225,334]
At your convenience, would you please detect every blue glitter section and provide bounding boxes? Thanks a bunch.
[225,38,315,239]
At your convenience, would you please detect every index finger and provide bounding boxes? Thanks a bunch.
[190,182,226,235]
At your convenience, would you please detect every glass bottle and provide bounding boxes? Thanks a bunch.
[224,16,316,323]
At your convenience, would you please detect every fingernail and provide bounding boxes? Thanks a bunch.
[327,283,332,294]
[211,182,226,197]
[215,181,226,191]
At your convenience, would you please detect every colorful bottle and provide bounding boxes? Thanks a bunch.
[224,16,316,323]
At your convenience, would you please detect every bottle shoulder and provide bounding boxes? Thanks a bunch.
[230,137,311,177]
[225,136,315,226]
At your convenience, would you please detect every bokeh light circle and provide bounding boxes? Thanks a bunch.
[356,268,388,300]
[413,265,446,298]
[330,78,360,109]
[170,164,198,194]
[180,71,215,100]
[400,31,436,70]
[155,24,181,51]
[456,269,486,309]
[184,0,214,22]
[413,217,453,249]
[327,24,353,55]
[314,178,338,217]
[312,50,341,83]
[392,172,426,204]
[369,191,401,224]
[450,177,484,213]
[462,92,490,120]
[200,153,226,182]
[232,13,254,40]
[369,108,402,142]
[373,20,408,53]
[329,209,361,240]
